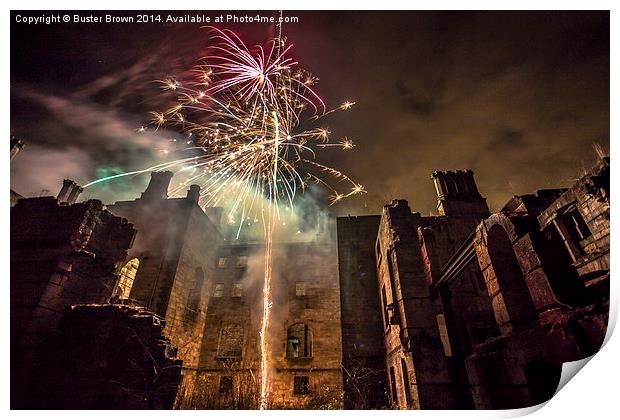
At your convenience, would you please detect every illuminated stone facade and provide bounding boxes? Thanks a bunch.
[337,158,609,409]
[178,241,343,409]
[10,157,609,410]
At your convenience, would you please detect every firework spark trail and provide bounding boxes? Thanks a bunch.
[260,201,275,409]
[83,23,365,409]
[258,17,283,408]
[258,110,281,409]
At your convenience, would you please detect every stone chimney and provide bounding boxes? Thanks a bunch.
[57,179,77,202]
[140,171,173,201]
[57,179,83,204]
[66,185,84,204]
[430,170,489,218]
[186,184,201,203]
[10,135,25,161]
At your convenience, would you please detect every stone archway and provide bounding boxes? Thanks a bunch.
[474,215,541,335]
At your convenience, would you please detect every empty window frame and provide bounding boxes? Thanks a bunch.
[295,282,306,296]
[293,376,310,395]
[217,257,228,268]
[564,208,592,242]
[389,366,399,405]
[236,255,249,268]
[381,285,389,329]
[186,267,204,320]
[113,258,139,299]
[401,359,413,408]
[232,283,243,297]
[219,376,233,395]
[188,268,204,309]
[213,283,225,298]
[287,323,312,358]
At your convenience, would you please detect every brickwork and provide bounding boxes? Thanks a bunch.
[465,302,608,408]
[10,157,610,410]
[336,215,389,408]
[369,168,496,409]
[537,157,609,292]
[337,160,609,410]
[106,173,223,405]
[188,241,344,409]
[377,201,447,408]
[463,158,610,409]
[186,243,262,409]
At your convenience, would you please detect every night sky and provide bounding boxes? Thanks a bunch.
[10,11,609,216]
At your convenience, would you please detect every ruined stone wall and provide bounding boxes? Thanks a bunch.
[417,218,496,409]
[189,241,343,409]
[163,203,222,367]
[10,197,135,406]
[11,198,134,336]
[373,188,498,410]
[463,158,610,409]
[332,163,610,411]
[178,369,259,409]
[425,169,494,356]
[107,197,223,408]
[269,242,343,408]
[336,215,389,409]
[23,304,182,409]
[465,302,608,409]
[186,243,262,409]
[537,157,610,293]
[376,200,458,409]
[106,199,189,316]
[419,217,497,351]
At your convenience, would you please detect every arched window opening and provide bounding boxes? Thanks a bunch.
[217,324,243,359]
[287,323,312,358]
[542,226,586,305]
[113,258,139,299]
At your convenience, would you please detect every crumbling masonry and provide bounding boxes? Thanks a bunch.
[10,147,609,409]
[338,157,609,409]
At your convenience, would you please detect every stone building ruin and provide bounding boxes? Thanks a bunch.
[10,142,609,409]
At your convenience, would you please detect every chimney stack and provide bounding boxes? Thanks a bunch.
[57,179,77,202]
[10,135,25,161]
[57,179,83,204]
[186,184,201,203]
[140,171,174,201]
[66,185,84,204]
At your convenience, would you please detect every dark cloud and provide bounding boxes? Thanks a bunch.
[395,79,438,116]
[487,127,526,152]
[10,11,609,216]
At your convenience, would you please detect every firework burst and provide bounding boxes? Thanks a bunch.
[86,26,364,221]
[84,26,364,409]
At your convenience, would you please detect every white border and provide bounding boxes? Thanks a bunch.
[3,3,616,420]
